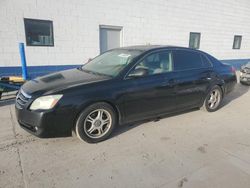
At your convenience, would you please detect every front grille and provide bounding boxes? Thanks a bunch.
[16,89,31,109]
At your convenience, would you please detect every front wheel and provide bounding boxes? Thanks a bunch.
[75,102,117,143]
[202,85,223,112]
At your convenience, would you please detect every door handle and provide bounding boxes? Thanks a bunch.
[201,77,212,81]
[200,72,212,81]
[164,79,176,87]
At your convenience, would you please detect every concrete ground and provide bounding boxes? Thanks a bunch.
[1,82,250,188]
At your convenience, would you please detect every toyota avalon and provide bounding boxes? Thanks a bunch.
[15,46,237,143]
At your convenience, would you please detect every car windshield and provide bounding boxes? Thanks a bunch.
[81,49,143,77]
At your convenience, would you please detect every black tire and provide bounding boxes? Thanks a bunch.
[0,92,2,100]
[202,85,223,112]
[75,102,117,143]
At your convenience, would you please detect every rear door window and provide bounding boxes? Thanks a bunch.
[201,54,212,68]
[173,50,203,71]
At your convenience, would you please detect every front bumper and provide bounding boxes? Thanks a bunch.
[15,105,73,138]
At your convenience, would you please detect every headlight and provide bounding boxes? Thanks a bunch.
[240,72,243,76]
[30,95,63,110]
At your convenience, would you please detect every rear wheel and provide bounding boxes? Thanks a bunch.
[202,85,223,112]
[75,102,117,143]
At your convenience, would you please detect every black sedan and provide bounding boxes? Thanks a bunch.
[15,46,237,143]
[240,62,250,85]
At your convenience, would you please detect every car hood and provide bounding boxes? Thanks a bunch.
[22,68,111,96]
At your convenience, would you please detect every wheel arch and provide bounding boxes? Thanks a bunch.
[200,83,225,108]
[72,100,121,132]
[202,84,224,112]
[216,83,225,98]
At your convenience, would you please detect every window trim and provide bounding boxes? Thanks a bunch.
[189,32,201,49]
[24,18,54,47]
[124,49,212,79]
[124,49,173,79]
[200,54,213,68]
[232,35,242,50]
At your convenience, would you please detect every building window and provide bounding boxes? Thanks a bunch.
[233,35,242,49]
[24,18,54,46]
[189,32,201,49]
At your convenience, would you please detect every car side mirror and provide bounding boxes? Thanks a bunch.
[128,68,149,78]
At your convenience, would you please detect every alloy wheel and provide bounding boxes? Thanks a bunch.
[83,109,112,139]
[207,89,221,110]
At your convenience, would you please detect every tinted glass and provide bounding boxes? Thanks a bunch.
[24,19,54,46]
[173,50,203,71]
[201,54,212,68]
[131,51,173,76]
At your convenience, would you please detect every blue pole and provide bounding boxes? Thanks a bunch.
[19,43,28,80]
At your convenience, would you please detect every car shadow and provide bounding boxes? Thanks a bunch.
[110,108,199,139]
[221,83,249,108]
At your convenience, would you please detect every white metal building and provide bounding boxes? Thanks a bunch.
[0,0,249,77]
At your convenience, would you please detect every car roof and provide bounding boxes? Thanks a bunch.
[117,45,199,52]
